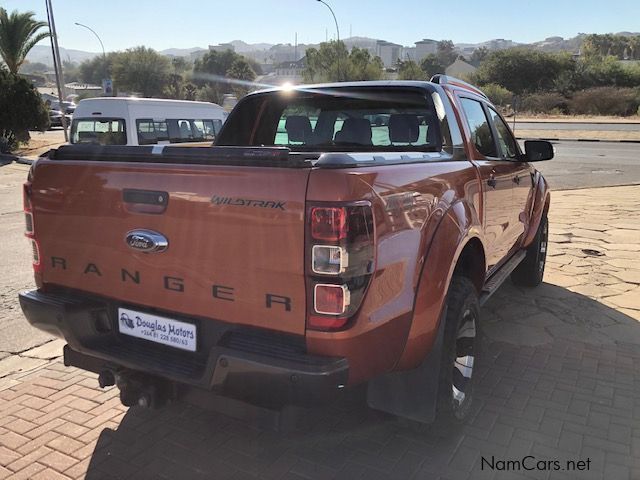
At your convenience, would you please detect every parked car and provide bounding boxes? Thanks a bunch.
[47,100,75,128]
[69,97,226,146]
[19,76,553,423]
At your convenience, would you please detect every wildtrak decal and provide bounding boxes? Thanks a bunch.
[210,195,286,210]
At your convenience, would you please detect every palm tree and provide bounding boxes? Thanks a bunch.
[0,8,50,74]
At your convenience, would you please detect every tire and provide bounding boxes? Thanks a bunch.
[511,214,548,287]
[436,276,480,422]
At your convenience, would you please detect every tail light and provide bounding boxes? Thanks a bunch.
[306,202,375,331]
[23,181,41,272]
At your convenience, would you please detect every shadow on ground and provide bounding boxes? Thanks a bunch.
[85,282,640,480]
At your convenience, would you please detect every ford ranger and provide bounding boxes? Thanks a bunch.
[19,76,553,423]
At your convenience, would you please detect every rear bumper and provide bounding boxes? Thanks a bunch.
[19,289,348,405]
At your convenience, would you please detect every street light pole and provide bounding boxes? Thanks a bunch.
[74,22,105,58]
[316,0,339,43]
[316,0,341,80]
[44,0,68,141]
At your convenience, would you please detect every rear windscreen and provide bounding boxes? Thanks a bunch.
[71,118,127,145]
[218,89,441,151]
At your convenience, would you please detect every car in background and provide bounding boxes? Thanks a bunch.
[47,100,76,129]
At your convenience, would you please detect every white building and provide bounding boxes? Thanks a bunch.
[209,43,235,53]
[415,39,438,62]
[376,40,402,68]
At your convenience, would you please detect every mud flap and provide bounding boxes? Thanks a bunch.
[366,306,447,424]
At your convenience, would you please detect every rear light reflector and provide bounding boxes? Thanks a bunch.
[314,284,350,315]
[311,207,348,241]
[312,245,348,275]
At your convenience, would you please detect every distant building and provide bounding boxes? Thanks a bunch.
[64,82,102,98]
[445,58,477,79]
[274,57,306,78]
[209,43,235,53]
[376,40,402,68]
[258,57,307,86]
[415,39,438,62]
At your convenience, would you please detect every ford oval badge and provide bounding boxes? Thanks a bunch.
[125,230,168,253]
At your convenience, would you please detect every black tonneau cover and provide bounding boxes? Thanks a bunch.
[49,144,310,168]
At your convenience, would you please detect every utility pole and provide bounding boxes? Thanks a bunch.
[45,0,68,141]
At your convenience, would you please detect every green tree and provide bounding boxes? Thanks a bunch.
[0,68,49,151]
[112,47,171,97]
[474,49,573,94]
[226,57,256,98]
[304,41,383,82]
[192,49,258,102]
[193,49,240,82]
[419,54,445,78]
[0,8,50,74]
[79,53,115,85]
[397,59,425,80]
[436,40,457,67]
[470,47,489,66]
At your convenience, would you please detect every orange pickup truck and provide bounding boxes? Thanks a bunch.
[19,76,553,423]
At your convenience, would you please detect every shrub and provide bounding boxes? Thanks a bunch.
[568,87,640,116]
[482,83,513,107]
[519,92,568,114]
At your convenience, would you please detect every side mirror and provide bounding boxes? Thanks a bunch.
[523,140,554,162]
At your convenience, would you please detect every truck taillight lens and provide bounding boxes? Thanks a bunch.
[306,202,375,331]
[31,239,42,272]
[25,212,34,235]
[24,181,40,272]
[311,207,347,241]
[314,284,350,315]
[312,245,348,275]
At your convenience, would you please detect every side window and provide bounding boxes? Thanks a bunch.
[488,108,519,159]
[460,98,497,158]
[136,119,169,145]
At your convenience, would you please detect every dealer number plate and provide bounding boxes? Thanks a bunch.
[117,307,196,352]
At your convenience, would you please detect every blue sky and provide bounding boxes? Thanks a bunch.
[4,0,640,53]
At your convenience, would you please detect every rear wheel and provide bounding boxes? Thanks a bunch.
[511,214,548,287]
[436,276,480,422]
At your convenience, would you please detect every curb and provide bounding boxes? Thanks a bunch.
[515,137,640,144]
[14,156,34,165]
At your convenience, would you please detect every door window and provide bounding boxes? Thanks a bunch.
[488,108,519,159]
[460,98,496,158]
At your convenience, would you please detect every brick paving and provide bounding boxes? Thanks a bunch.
[1,184,639,479]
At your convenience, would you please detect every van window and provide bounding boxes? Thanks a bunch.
[136,119,170,145]
[71,118,127,145]
[137,119,222,145]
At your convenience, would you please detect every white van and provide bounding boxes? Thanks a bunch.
[70,97,227,146]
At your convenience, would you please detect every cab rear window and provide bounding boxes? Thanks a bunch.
[70,118,126,145]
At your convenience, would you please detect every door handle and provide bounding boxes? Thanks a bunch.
[487,176,497,188]
[513,175,520,185]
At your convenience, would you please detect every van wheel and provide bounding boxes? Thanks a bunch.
[436,276,479,422]
[511,214,548,287]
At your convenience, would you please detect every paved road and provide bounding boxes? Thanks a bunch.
[515,122,640,132]
[533,141,640,190]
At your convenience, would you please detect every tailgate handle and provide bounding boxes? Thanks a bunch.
[123,189,168,206]
[122,189,168,214]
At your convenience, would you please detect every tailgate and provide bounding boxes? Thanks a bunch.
[31,159,310,335]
